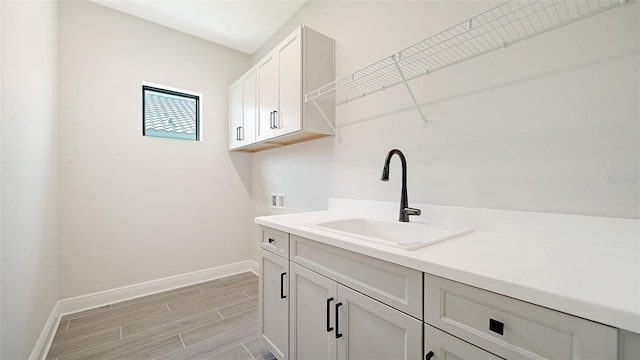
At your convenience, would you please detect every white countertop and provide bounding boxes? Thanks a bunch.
[255,210,640,333]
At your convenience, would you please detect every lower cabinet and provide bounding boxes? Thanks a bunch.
[289,262,421,360]
[425,324,503,360]
[260,248,289,360]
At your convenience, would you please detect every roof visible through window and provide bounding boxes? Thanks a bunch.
[143,85,199,141]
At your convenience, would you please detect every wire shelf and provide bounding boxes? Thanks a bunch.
[305,0,627,106]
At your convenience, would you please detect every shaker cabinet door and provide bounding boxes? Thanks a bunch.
[260,249,289,360]
[289,262,338,360]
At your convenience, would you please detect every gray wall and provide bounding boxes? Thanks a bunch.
[58,1,253,298]
[1,1,59,358]
[250,1,639,226]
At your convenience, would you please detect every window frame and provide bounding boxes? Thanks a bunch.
[142,83,202,141]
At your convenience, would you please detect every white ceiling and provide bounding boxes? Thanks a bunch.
[90,0,307,54]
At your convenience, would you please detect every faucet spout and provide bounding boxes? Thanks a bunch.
[381,149,420,222]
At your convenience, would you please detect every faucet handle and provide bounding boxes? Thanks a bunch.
[403,207,421,217]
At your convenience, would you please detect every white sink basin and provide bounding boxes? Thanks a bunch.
[308,218,472,250]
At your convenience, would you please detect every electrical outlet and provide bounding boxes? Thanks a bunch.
[269,193,286,209]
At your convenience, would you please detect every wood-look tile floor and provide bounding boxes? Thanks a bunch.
[47,272,275,360]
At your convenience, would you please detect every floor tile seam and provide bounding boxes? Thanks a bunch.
[60,308,112,324]
[167,289,254,312]
[121,306,223,339]
[179,319,260,352]
[58,327,182,360]
[217,304,259,320]
[241,343,253,359]
[66,304,170,332]
[54,306,171,347]
[106,288,204,314]
[216,296,257,312]
[198,286,260,300]
[198,336,253,360]
[50,326,121,348]
[179,309,259,345]
[178,333,186,349]
[201,277,257,289]
[243,336,263,359]
[109,287,204,310]
[178,309,257,346]
[100,333,179,360]
[199,279,259,293]
[216,309,225,319]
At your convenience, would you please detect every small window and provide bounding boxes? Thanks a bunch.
[143,84,200,141]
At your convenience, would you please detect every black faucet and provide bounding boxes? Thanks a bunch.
[381,149,421,222]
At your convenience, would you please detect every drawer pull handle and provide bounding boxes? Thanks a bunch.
[489,318,504,335]
[268,238,275,244]
[280,272,287,299]
[326,297,334,332]
[425,351,434,360]
[335,302,343,339]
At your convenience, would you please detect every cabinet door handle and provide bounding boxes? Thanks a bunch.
[280,272,287,299]
[489,318,504,335]
[269,111,275,129]
[235,127,240,141]
[326,297,334,332]
[425,351,435,360]
[268,238,275,244]
[238,126,243,140]
[273,110,278,129]
[335,302,343,339]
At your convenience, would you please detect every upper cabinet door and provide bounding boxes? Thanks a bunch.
[275,27,302,137]
[256,53,277,142]
[228,79,243,149]
[241,69,256,145]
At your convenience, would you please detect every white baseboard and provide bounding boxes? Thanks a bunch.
[31,260,259,359]
[59,260,259,316]
[29,302,60,360]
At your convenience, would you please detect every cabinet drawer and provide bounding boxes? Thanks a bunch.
[425,324,503,360]
[424,274,617,359]
[260,226,289,258]
[290,235,422,319]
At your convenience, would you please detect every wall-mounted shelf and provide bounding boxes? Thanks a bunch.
[305,0,627,126]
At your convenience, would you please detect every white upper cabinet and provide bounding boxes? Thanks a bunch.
[228,67,256,150]
[230,25,335,152]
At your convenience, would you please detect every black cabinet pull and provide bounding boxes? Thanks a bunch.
[268,238,275,244]
[425,351,434,360]
[280,272,287,299]
[335,302,343,339]
[273,111,278,128]
[326,297,334,332]
[489,318,504,335]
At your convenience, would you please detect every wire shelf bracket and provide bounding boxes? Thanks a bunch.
[392,53,428,127]
[304,0,629,126]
